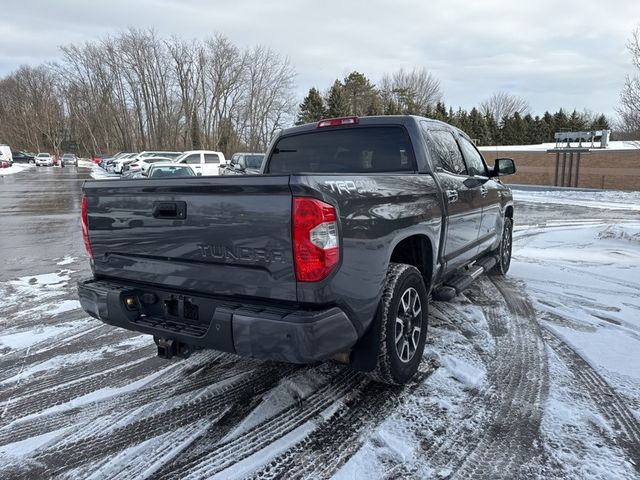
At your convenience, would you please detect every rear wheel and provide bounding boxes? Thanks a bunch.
[489,217,513,275]
[369,263,429,385]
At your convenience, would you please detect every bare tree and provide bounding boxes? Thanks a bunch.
[480,91,531,123]
[380,67,442,115]
[0,30,297,157]
[617,27,640,139]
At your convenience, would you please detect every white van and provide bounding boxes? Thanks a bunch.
[174,150,227,176]
[0,145,13,166]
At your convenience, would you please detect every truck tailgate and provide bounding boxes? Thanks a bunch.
[83,176,296,301]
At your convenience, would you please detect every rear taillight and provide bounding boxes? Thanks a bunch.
[292,197,339,282]
[317,116,358,128]
[81,197,93,259]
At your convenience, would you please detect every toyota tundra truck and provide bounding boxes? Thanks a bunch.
[78,115,515,384]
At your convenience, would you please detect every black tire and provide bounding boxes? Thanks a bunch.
[368,263,429,385]
[489,217,513,276]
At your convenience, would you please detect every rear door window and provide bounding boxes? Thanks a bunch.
[204,154,220,164]
[267,126,415,173]
[182,154,201,165]
[425,129,467,175]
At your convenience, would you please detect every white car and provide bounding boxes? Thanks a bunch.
[174,150,227,176]
[114,151,182,174]
[124,156,173,176]
[35,153,54,166]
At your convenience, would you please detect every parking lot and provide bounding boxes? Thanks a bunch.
[0,165,639,479]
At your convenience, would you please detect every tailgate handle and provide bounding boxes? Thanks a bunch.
[153,201,187,219]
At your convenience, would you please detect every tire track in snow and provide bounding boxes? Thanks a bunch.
[394,277,550,479]
[543,328,640,473]
[30,364,295,476]
[0,345,154,403]
[158,369,363,480]
[0,352,244,447]
[0,355,163,425]
[447,277,550,479]
[251,364,438,480]
[0,325,134,382]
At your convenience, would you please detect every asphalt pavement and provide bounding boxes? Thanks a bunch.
[0,165,92,279]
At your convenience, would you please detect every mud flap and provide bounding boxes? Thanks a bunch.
[348,302,383,373]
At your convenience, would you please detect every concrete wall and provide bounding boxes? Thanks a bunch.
[480,149,640,191]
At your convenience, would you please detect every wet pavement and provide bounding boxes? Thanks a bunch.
[0,166,93,279]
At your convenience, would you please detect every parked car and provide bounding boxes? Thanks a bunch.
[78,115,516,385]
[105,153,137,172]
[220,152,264,175]
[0,145,13,166]
[35,153,53,166]
[125,156,174,175]
[146,163,196,178]
[12,151,35,163]
[174,150,227,176]
[115,151,182,174]
[61,153,78,166]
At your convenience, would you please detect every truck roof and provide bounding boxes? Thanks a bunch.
[282,115,455,137]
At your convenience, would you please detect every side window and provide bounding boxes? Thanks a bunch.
[183,154,201,165]
[204,153,220,164]
[458,136,488,177]
[426,129,467,175]
[237,156,246,167]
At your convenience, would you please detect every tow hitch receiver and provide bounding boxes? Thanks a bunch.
[155,337,193,359]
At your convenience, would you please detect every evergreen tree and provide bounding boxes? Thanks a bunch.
[484,113,500,145]
[434,102,448,121]
[553,108,569,132]
[296,87,326,125]
[542,111,555,141]
[523,114,536,144]
[325,80,349,118]
[342,71,377,116]
[568,109,587,130]
[468,107,488,145]
[590,114,610,130]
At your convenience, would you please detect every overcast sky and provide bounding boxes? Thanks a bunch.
[1,0,639,117]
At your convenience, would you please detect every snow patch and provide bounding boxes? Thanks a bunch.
[0,163,34,176]
[440,355,485,388]
[55,256,76,266]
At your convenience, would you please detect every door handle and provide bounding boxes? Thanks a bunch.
[153,201,187,219]
[480,186,488,197]
[446,189,458,204]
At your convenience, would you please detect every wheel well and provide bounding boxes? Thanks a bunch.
[506,205,514,218]
[389,235,433,288]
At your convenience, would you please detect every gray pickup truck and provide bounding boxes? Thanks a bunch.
[78,115,515,384]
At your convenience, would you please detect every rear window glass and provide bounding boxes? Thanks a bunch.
[267,126,415,173]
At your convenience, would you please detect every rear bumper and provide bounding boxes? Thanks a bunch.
[78,278,358,364]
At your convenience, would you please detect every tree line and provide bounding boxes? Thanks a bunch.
[0,29,295,156]
[0,27,628,156]
[297,72,610,146]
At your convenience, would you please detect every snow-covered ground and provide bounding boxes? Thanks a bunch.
[0,163,34,176]
[0,188,639,479]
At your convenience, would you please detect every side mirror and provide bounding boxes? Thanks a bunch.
[233,163,245,172]
[492,158,516,177]
[141,171,148,177]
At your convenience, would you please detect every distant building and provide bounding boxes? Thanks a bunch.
[479,141,640,191]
